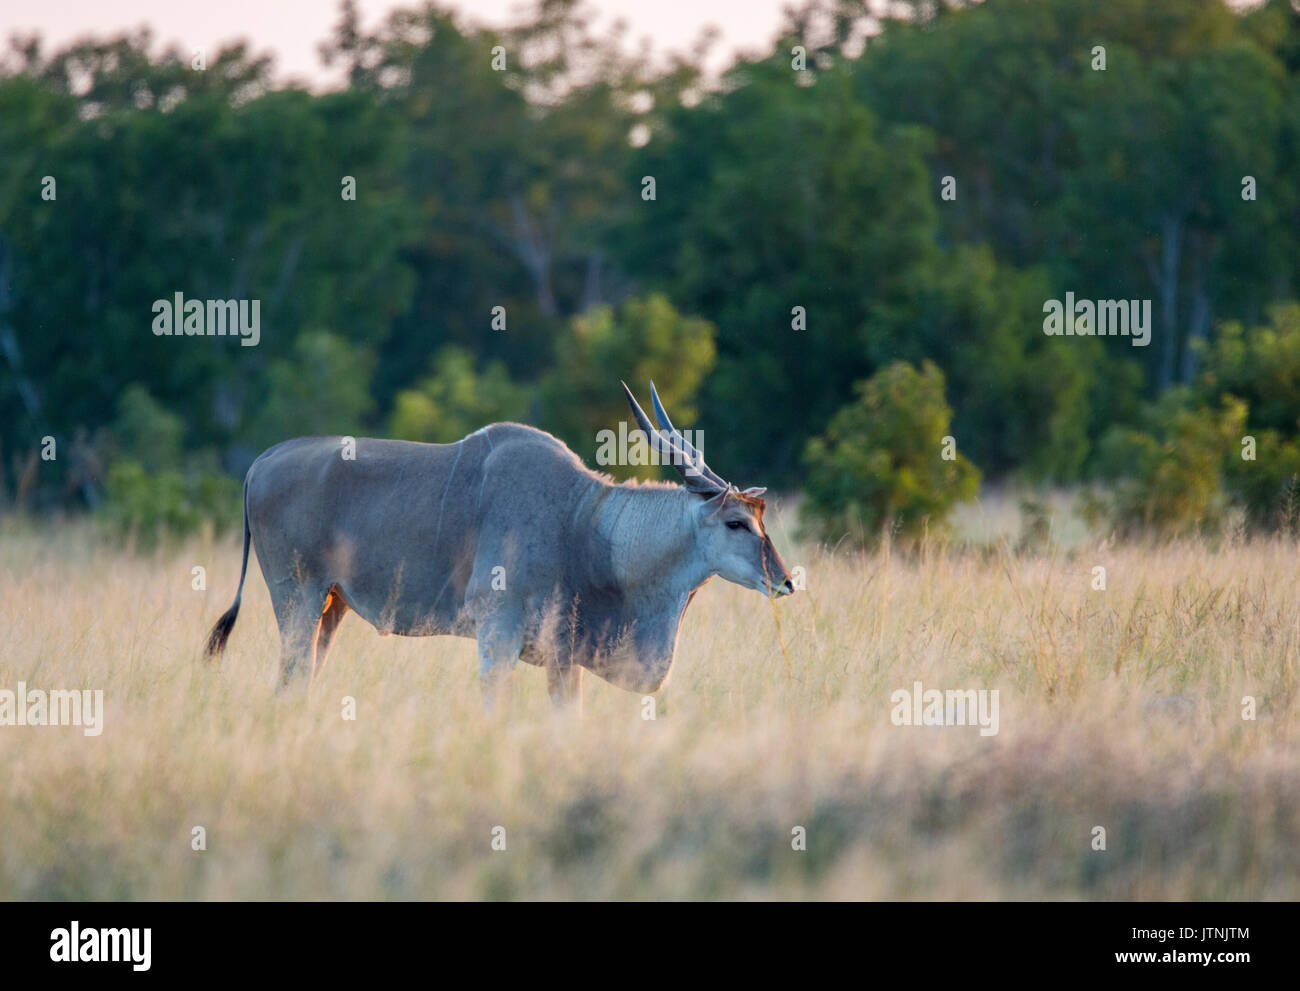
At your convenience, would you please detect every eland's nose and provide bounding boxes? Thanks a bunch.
[781,578,795,595]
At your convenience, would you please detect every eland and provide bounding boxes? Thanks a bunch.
[204,382,795,708]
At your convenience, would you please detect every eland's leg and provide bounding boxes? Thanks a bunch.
[476,623,523,713]
[273,585,329,688]
[546,663,583,715]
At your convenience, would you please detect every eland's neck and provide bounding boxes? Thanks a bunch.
[593,483,706,597]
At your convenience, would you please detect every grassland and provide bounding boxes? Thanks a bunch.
[1,496,1297,899]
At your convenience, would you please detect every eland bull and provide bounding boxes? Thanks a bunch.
[204,382,795,707]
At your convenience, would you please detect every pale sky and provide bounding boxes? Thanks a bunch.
[6,0,800,86]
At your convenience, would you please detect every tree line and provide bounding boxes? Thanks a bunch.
[1,0,1298,542]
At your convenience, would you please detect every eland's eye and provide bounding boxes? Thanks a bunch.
[726,520,748,532]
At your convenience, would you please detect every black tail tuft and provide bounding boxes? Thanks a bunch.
[205,603,240,659]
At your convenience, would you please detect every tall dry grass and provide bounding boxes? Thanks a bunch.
[1,496,1296,900]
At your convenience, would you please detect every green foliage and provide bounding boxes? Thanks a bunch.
[111,384,184,472]
[0,37,413,466]
[1092,391,1247,538]
[1224,429,1300,533]
[1199,304,1300,529]
[1082,307,1300,537]
[801,361,980,547]
[858,0,1299,391]
[389,346,530,443]
[621,56,941,485]
[334,1,638,401]
[1199,304,1300,433]
[100,385,239,541]
[243,332,375,451]
[102,459,241,544]
[895,244,1098,479]
[541,294,716,478]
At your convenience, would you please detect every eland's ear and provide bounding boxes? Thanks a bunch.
[741,486,767,498]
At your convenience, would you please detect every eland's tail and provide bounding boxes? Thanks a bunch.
[204,475,252,659]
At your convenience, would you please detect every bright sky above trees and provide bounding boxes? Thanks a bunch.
[7,0,797,87]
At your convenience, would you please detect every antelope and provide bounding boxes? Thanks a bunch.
[204,382,794,708]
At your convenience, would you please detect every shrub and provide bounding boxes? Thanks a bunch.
[801,360,980,547]
[102,458,241,543]
[99,385,240,542]
[1223,428,1300,532]
[1081,307,1300,538]
[1199,304,1300,530]
[1091,390,1247,538]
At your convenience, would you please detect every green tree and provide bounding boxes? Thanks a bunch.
[541,294,715,477]
[111,384,184,472]
[892,244,1098,479]
[857,0,1297,393]
[389,346,529,443]
[326,0,641,401]
[0,31,412,484]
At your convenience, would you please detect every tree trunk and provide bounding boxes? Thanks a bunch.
[1179,237,1213,384]
[1145,212,1184,390]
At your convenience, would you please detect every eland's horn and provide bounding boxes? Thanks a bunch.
[620,381,725,495]
[648,381,729,491]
